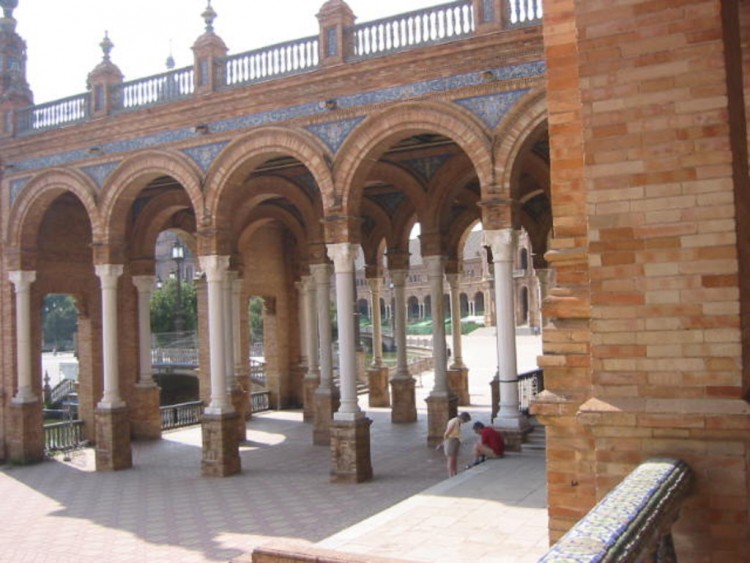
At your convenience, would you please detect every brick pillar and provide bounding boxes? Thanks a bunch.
[201,412,241,477]
[95,406,132,471]
[330,417,372,483]
[447,367,470,407]
[367,366,390,407]
[129,385,161,440]
[8,402,43,464]
[313,386,340,446]
[425,394,457,447]
[317,0,355,67]
[390,377,417,423]
[191,3,228,95]
[87,32,123,117]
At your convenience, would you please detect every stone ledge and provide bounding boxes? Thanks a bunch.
[245,539,407,563]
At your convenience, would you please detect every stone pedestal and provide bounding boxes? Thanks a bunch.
[390,377,417,423]
[8,400,44,464]
[303,376,320,422]
[231,386,249,442]
[425,393,457,447]
[356,350,367,384]
[367,367,390,407]
[130,384,162,440]
[448,367,470,406]
[201,412,241,477]
[330,417,373,483]
[95,406,132,471]
[313,387,341,445]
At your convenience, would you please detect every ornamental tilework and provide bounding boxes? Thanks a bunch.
[305,117,366,154]
[9,177,29,205]
[81,162,120,189]
[7,61,545,175]
[455,89,529,129]
[400,154,452,184]
[182,142,229,172]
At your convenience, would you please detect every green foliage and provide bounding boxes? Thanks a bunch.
[248,296,264,344]
[150,279,197,333]
[42,294,78,350]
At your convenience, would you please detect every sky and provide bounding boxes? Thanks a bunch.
[14,0,443,104]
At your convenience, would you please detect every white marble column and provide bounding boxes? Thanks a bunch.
[367,277,383,367]
[95,264,125,409]
[312,263,333,390]
[327,243,363,419]
[391,270,409,379]
[200,255,234,415]
[223,270,237,390]
[424,256,448,395]
[132,275,157,387]
[9,270,37,403]
[231,274,244,377]
[303,275,320,380]
[484,229,522,426]
[297,279,309,373]
[446,273,465,369]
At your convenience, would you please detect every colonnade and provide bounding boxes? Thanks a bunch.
[7,228,528,478]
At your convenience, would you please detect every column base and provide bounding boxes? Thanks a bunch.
[231,386,249,442]
[367,367,390,407]
[425,393,458,447]
[448,367,470,406]
[356,350,367,384]
[130,384,162,440]
[303,375,320,422]
[330,417,373,483]
[95,406,132,471]
[313,387,340,445]
[390,377,417,423]
[8,400,44,464]
[201,412,241,477]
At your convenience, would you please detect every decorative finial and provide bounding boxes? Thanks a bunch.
[166,39,175,70]
[0,0,18,19]
[100,31,113,61]
[202,0,217,32]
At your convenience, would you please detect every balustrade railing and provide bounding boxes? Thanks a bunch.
[518,368,544,414]
[50,377,77,405]
[249,358,267,388]
[16,93,90,134]
[160,400,203,430]
[252,391,271,412]
[44,420,85,454]
[348,1,474,60]
[223,35,319,89]
[152,346,198,367]
[114,66,194,112]
[12,1,543,136]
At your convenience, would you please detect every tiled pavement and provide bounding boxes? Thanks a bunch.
[0,332,548,562]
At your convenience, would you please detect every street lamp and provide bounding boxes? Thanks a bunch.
[171,239,185,333]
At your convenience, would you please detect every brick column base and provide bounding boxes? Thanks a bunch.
[231,386,249,442]
[8,400,44,464]
[95,406,132,471]
[130,384,161,440]
[448,367,470,406]
[425,393,457,447]
[367,367,390,407]
[330,417,373,483]
[303,376,320,422]
[390,377,417,423]
[201,412,241,477]
[313,387,340,445]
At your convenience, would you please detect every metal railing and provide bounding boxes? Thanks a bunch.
[44,420,85,454]
[252,391,270,412]
[160,400,203,430]
[50,378,77,405]
[518,368,544,414]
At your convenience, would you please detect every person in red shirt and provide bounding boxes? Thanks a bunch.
[468,421,504,467]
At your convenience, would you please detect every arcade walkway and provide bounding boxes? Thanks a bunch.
[0,334,548,562]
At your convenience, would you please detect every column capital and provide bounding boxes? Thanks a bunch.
[484,228,514,262]
[445,272,461,288]
[390,269,407,285]
[199,255,230,281]
[326,242,358,273]
[310,261,332,282]
[367,276,382,293]
[132,275,156,293]
[423,255,446,278]
[95,263,124,286]
[8,269,35,289]
[386,249,410,271]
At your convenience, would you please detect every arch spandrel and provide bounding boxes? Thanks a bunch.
[334,100,493,219]
[99,149,204,247]
[6,168,101,268]
[204,126,335,233]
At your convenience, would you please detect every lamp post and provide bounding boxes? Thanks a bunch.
[172,240,185,333]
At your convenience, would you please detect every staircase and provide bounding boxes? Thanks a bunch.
[523,420,546,453]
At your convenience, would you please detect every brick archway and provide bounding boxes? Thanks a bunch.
[335,100,493,220]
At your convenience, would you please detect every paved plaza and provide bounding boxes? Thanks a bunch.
[0,332,548,562]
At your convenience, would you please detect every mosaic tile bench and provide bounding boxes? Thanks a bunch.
[539,457,693,562]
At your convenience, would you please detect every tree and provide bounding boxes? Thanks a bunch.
[150,279,197,334]
[42,294,78,351]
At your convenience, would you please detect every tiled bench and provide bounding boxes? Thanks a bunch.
[539,457,693,562]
